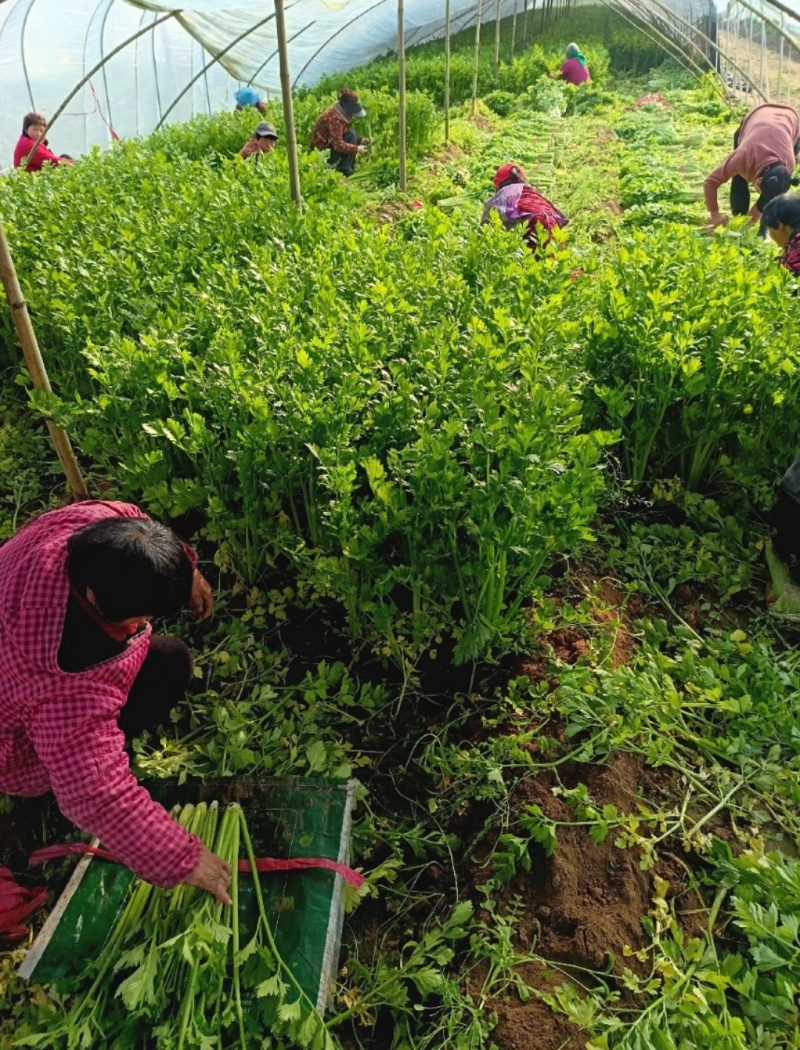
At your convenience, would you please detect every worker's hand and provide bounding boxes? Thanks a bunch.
[188,569,214,620]
[357,144,368,154]
[707,212,728,229]
[184,844,232,906]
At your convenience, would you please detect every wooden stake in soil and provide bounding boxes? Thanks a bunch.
[273,0,303,207]
[398,0,407,191]
[493,0,502,79]
[444,0,451,143]
[0,218,88,499]
[471,0,483,117]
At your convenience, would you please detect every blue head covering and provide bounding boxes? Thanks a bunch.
[235,86,261,108]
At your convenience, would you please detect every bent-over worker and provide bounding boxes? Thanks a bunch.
[704,103,800,227]
[481,162,568,252]
[0,501,231,904]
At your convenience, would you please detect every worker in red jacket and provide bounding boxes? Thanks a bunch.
[13,112,73,173]
[310,89,369,177]
[0,501,231,903]
[704,103,800,226]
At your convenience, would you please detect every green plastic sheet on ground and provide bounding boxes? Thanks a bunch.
[17,777,358,1013]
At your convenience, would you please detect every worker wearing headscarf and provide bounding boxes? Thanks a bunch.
[558,43,590,85]
[481,162,568,252]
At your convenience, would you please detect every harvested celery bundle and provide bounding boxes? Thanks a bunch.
[15,803,338,1050]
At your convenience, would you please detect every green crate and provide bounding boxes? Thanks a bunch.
[18,777,359,1013]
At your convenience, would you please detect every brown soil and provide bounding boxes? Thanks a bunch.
[471,960,585,1050]
[463,749,708,1049]
[512,576,639,687]
[434,142,465,164]
[603,198,623,216]
[507,753,660,974]
[470,113,497,133]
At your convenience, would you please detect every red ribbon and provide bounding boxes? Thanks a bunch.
[0,867,48,941]
[29,844,364,889]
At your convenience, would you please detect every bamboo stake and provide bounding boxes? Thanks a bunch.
[493,0,501,79]
[398,0,407,191]
[511,0,518,61]
[748,13,753,87]
[522,0,528,46]
[0,219,88,499]
[273,0,302,207]
[760,19,767,97]
[471,0,483,117]
[444,0,451,143]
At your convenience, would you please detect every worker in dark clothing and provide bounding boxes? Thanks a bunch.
[761,193,800,275]
[310,89,369,177]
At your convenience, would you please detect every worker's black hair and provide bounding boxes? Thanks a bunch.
[22,112,46,136]
[66,518,193,623]
[755,163,794,213]
[760,192,800,236]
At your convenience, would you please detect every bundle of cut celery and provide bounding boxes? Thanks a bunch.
[15,803,337,1050]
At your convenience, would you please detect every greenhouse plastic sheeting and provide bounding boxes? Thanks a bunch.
[0,0,245,167]
[0,0,510,167]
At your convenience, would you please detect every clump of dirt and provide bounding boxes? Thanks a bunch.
[603,198,623,216]
[471,960,585,1050]
[433,142,464,164]
[469,114,497,133]
[468,750,712,1050]
[508,753,656,974]
[510,577,639,687]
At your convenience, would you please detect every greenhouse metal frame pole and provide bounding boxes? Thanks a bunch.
[471,0,483,117]
[511,0,518,61]
[493,0,502,78]
[612,0,715,88]
[631,0,767,101]
[398,0,407,191]
[273,0,303,207]
[735,0,800,65]
[27,11,179,163]
[444,0,451,143]
[154,11,305,131]
[0,219,88,500]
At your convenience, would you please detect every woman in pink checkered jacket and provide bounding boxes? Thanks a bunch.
[0,501,231,903]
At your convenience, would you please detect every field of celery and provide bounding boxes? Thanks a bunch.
[4,6,800,1048]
